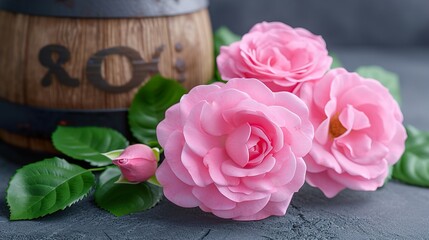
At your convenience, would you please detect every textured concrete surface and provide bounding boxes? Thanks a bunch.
[1,49,429,239]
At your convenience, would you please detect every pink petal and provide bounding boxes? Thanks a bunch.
[179,84,221,118]
[385,122,407,164]
[156,162,199,208]
[181,144,213,187]
[192,184,236,211]
[268,106,313,157]
[225,123,251,167]
[204,148,240,186]
[235,199,291,221]
[324,99,337,118]
[249,125,274,153]
[241,174,275,192]
[337,85,383,110]
[329,71,362,100]
[312,68,347,109]
[270,157,306,202]
[218,185,268,203]
[315,118,330,145]
[331,147,388,179]
[308,143,342,173]
[212,197,271,220]
[273,91,311,125]
[306,171,346,198]
[223,105,284,152]
[224,78,275,104]
[222,156,276,177]
[200,89,249,136]
[157,104,182,147]
[217,42,246,80]
[357,104,395,142]
[336,132,373,159]
[328,168,388,191]
[302,153,327,173]
[339,105,371,131]
[250,21,294,33]
[267,148,297,187]
[183,102,222,157]
[163,131,195,185]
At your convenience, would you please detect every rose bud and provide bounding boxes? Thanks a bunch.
[112,144,158,183]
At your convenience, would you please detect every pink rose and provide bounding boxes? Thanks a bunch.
[295,68,407,197]
[217,21,332,92]
[112,144,158,183]
[156,79,314,220]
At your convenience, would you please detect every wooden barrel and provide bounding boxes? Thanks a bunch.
[0,0,213,152]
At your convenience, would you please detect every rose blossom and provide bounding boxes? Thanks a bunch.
[156,78,314,220]
[217,21,332,92]
[112,144,158,183]
[294,68,406,198]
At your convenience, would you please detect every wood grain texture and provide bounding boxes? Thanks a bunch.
[167,9,214,89]
[0,11,29,104]
[0,9,213,152]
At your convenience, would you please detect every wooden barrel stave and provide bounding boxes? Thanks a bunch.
[0,8,213,152]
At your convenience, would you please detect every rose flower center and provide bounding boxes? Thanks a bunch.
[329,114,347,138]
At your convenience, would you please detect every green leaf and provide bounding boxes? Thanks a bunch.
[128,74,187,147]
[211,27,241,83]
[356,66,401,104]
[330,53,342,69]
[214,27,241,56]
[52,126,129,166]
[393,126,429,187]
[7,157,95,220]
[95,167,163,217]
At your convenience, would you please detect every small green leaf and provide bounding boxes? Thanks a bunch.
[95,167,163,217]
[102,149,124,160]
[393,126,429,187]
[356,66,401,104]
[7,157,95,220]
[330,53,342,69]
[52,126,129,166]
[128,74,187,147]
[211,27,241,83]
[152,147,160,162]
[147,175,161,187]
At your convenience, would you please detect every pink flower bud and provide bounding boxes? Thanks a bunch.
[112,144,158,183]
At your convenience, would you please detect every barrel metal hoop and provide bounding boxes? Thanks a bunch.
[0,0,208,18]
[0,98,130,139]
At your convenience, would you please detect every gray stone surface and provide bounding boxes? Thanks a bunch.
[1,49,429,239]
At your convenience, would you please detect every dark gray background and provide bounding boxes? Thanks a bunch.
[209,0,429,47]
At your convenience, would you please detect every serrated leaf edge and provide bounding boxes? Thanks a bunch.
[6,158,96,220]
